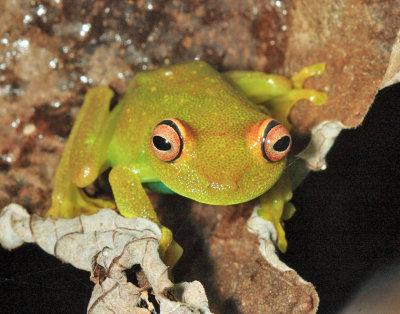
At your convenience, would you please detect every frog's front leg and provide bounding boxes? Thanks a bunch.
[257,172,295,253]
[47,86,117,219]
[109,165,183,268]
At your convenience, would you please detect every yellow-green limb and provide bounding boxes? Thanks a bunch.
[109,164,183,268]
[258,172,295,253]
[266,89,328,129]
[223,71,293,104]
[47,86,117,218]
[291,62,325,89]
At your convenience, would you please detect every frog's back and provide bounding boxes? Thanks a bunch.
[108,61,264,166]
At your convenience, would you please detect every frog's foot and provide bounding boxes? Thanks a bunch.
[256,174,295,253]
[47,188,115,219]
[77,190,116,216]
[247,203,286,253]
[251,203,295,253]
[256,206,288,253]
[267,89,327,129]
[254,202,296,253]
[163,240,183,271]
[159,226,183,270]
[291,62,325,89]
[271,202,296,252]
[266,63,327,129]
[282,201,296,221]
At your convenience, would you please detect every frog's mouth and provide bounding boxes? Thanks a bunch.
[143,180,242,204]
[149,173,280,205]
[174,178,270,206]
[190,184,256,205]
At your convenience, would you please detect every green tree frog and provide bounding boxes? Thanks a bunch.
[46,60,326,267]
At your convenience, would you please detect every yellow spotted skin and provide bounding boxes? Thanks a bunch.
[47,60,326,266]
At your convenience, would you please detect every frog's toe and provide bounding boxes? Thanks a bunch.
[291,62,326,89]
[250,210,288,253]
[79,199,116,216]
[275,221,288,253]
[163,240,183,270]
[47,190,115,219]
[262,216,288,253]
[158,226,183,269]
[282,202,296,221]
[159,226,173,256]
[46,203,70,218]
[257,199,291,252]
[77,190,116,216]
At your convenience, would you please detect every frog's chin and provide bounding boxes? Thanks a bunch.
[195,197,252,206]
[175,183,266,206]
[160,171,281,205]
[190,193,258,206]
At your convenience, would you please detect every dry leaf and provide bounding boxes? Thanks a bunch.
[0,204,211,314]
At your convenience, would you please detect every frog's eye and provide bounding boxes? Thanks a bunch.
[261,119,291,162]
[151,119,183,162]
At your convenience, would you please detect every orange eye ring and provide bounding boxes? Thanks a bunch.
[150,118,184,162]
[261,119,291,162]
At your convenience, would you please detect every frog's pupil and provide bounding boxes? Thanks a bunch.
[273,136,290,152]
[153,136,171,151]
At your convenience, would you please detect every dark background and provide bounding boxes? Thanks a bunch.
[284,82,400,313]
[0,83,399,313]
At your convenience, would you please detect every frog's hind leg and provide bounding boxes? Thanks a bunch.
[46,86,117,219]
[224,63,327,129]
[223,71,293,104]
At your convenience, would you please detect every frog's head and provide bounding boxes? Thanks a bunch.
[147,116,291,205]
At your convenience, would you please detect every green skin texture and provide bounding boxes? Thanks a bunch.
[47,60,326,265]
[109,61,285,205]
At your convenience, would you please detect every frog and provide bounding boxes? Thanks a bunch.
[46,60,326,268]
